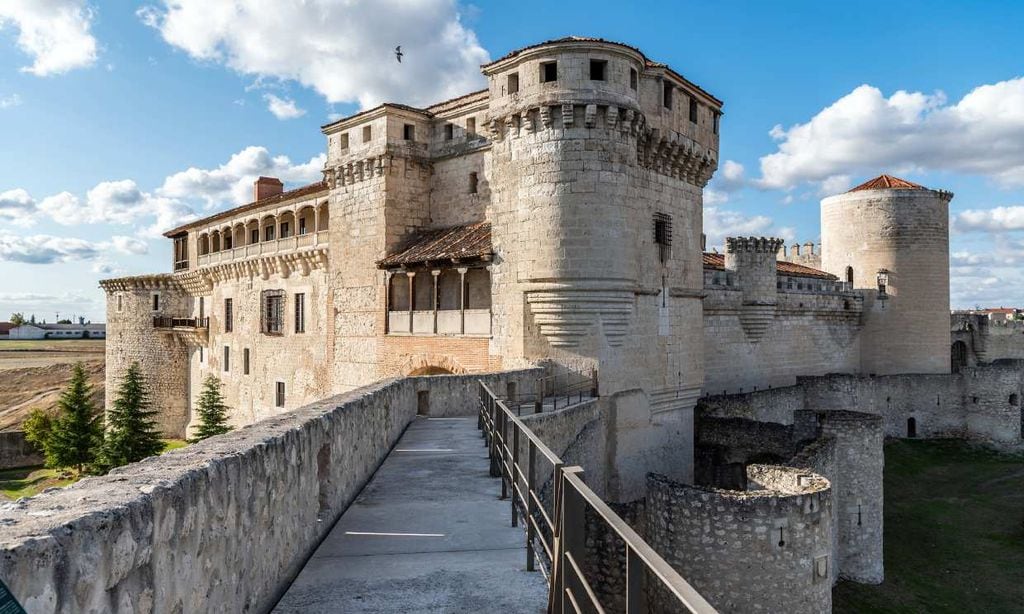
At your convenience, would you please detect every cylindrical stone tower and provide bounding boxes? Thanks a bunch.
[725,236,784,342]
[821,174,952,375]
[482,38,721,499]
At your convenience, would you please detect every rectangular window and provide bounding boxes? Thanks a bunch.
[262,290,285,334]
[224,298,233,333]
[403,123,415,140]
[276,382,285,408]
[540,61,557,83]
[713,112,720,135]
[589,59,606,81]
[654,212,673,264]
[689,97,698,123]
[469,172,478,194]
[152,293,160,311]
[250,228,259,244]
[243,348,250,375]
[630,68,638,90]
[339,133,349,149]
[265,225,275,241]
[507,72,519,94]
[280,221,290,238]
[199,296,205,320]
[362,125,372,142]
[466,117,476,135]
[663,83,673,109]
[224,234,232,250]
[295,293,306,333]
[444,124,454,140]
[223,346,230,372]
[173,236,188,271]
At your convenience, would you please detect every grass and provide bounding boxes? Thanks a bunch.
[0,339,105,352]
[0,439,191,500]
[833,439,1024,613]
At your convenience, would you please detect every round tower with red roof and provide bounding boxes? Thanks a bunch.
[821,174,953,375]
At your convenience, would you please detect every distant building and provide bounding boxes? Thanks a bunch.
[0,322,12,338]
[8,323,106,340]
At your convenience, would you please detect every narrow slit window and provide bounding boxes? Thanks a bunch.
[444,124,454,140]
[223,346,230,372]
[243,348,250,375]
[152,293,160,311]
[663,83,673,109]
[339,133,349,149]
[276,382,286,408]
[250,228,259,244]
[689,97,698,123]
[295,292,306,333]
[224,298,233,333]
[713,112,720,134]
[630,68,638,90]
[653,213,673,263]
[469,172,478,194]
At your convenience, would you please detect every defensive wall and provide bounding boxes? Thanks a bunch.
[699,361,1024,448]
[0,431,44,470]
[0,370,533,614]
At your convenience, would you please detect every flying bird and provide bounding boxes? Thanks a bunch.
[395,45,403,63]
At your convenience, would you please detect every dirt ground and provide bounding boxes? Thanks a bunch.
[0,340,105,430]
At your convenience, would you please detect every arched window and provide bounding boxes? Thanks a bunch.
[907,417,917,438]
[845,266,854,284]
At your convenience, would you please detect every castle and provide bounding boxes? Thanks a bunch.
[93,37,1024,612]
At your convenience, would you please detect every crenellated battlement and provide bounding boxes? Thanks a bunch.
[727,236,786,254]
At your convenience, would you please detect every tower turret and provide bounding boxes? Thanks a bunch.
[725,236,784,342]
[821,174,952,374]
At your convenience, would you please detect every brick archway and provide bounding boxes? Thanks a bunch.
[403,354,468,376]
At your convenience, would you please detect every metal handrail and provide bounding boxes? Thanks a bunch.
[478,381,717,614]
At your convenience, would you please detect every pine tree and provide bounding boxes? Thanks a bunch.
[101,362,165,468]
[190,375,233,442]
[46,363,103,474]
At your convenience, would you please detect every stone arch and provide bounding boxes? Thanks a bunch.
[317,201,329,231]
[845,265,854,284]
[245,219,260,244]
[198,233,209,255]
[296,205,316,235]
[402,354,468,376]
[906,417,917,438]
[211,229,221,252]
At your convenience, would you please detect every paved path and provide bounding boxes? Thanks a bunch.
[273,416,548,614]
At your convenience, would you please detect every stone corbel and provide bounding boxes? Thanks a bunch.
[606,105,618,130]
[561,103,574,128]
[584,104,597,128]
[540,106,553,129]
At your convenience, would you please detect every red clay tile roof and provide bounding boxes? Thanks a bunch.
[703,252,837,280]
[378,222,492,268]
[163,181,329,237]
[848,174,925,192]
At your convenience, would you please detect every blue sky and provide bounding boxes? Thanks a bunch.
[1,0,1023,321]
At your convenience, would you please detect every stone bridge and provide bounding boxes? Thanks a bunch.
[0,370,713,613]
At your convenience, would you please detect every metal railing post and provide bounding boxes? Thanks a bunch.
[560,470,586,613]
[511,426,520,527]
[526,440,536,572]
[626,545,642,614]
[500,407,508,500]
[535,377,543,414]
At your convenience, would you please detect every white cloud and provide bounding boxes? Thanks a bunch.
[758,78,1024,190]
[37,191,82,223]
[158,145,325,208]
[138,0,489,109]
[109,236,148,256]
[704,206,789,251]
[0,232,101,264]
[703,188,728,206]
[0,94,23,109]
[0,188,36,226]
[0,0,98,76]
[264,94,306,120]
[954,206,1024,233]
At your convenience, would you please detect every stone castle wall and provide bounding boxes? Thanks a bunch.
[646,467,833,614]
[0,431,43,470]
[0,371,531,614]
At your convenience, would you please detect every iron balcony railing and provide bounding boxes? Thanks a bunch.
[152,316,209,329]
[478,381,717,614]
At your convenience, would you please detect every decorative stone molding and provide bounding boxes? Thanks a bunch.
[649,385,702,416]
[173,247,328,296]
[637,128,718,187]
[99,274,184,293]
[525,288,633,347]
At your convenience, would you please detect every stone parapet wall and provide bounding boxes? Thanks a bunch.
[0,371,530,614]
[0,431,43,469]
[646,468,833,614]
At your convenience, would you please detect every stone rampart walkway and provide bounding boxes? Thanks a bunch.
[273,416,548,613]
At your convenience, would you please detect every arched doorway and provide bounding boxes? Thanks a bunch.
[951,341,968,372]
[907,417,917,438]
[408,366,454,376]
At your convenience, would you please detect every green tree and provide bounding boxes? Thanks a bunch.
[22,408,54,454]
[9,312,25,326]
[101,362,165,468]
[190,375,233,442]
[46,363,103,474]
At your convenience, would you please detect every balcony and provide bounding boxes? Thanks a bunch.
[387,309,491,336]
[153,316,209,344]
[197,231,325,268]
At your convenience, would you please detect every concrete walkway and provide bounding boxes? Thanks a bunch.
[273,416,549,614]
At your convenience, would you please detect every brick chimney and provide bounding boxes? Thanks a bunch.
[254,176,284,201]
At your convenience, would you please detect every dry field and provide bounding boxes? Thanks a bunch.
[0,339,105,431]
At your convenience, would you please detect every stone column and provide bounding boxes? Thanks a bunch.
[406,272,415,334]
[384,271,392,334]
[458,267,468,335]
[431,269,440,334]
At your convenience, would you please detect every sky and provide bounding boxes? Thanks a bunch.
[1,0,1023,322]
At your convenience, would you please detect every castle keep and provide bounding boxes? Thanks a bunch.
[84,37,1023,614]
